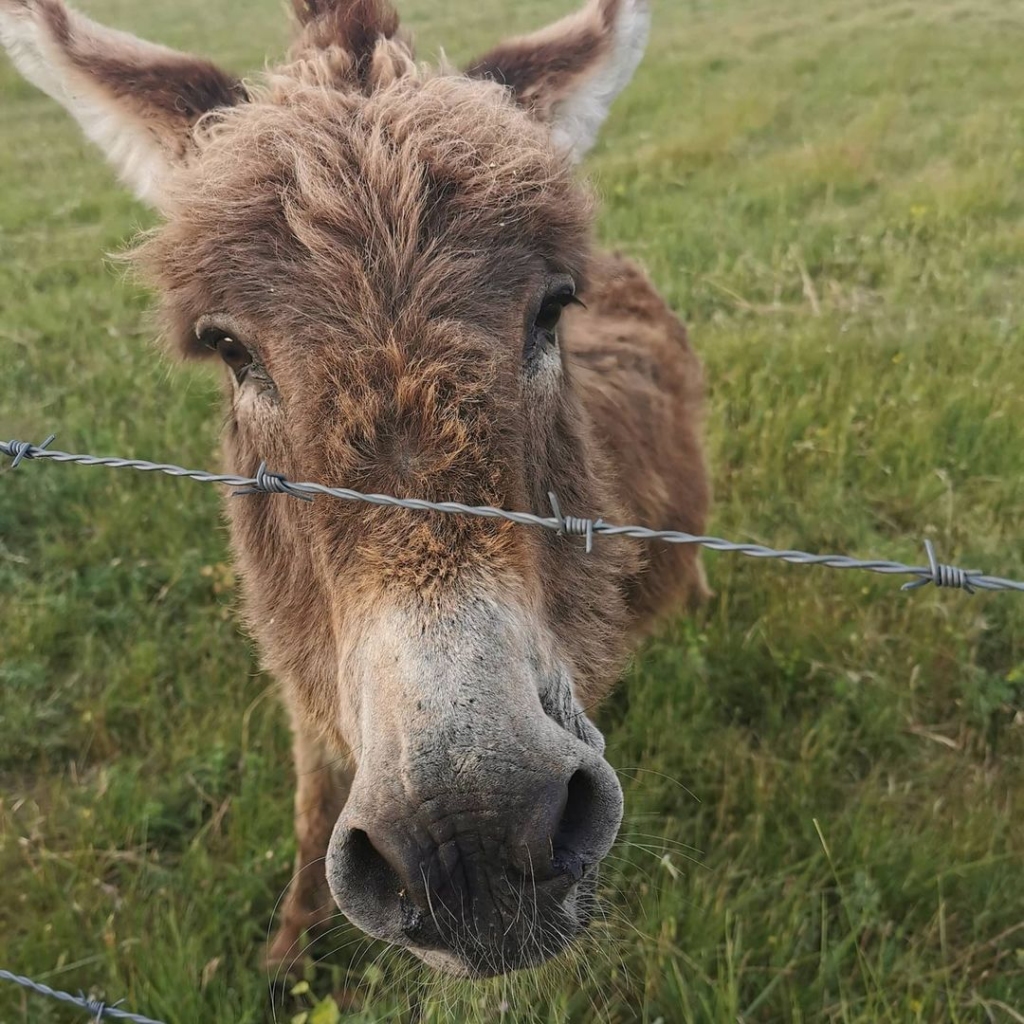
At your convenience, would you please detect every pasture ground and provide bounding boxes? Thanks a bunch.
[1,0,1023,1020]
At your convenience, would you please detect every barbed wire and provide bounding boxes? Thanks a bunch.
[0,969,167,1024]
[3,435,1023,593]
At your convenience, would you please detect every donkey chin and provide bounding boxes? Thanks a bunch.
[324,599,624,978]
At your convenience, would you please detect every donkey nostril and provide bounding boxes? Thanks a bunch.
[551,768,603,880]
[346,827,402,896]
[330,822,451,950]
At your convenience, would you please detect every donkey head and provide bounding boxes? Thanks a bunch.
[1,0,654,976]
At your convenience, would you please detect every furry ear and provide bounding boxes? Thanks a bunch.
[288,0,410,92]
[291,0,400,59]
[465,0,650,163]
[0,0,246,206]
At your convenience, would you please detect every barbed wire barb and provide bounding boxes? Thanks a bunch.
[3,436,1023,594]
[548,490,601,554]
[901,539,980,594]
[232,460,313,502]
[8,432,55,468]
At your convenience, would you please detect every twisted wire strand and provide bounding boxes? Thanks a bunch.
[0,969,167,1024]
[3,437,1023,593]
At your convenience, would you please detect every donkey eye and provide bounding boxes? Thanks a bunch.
[525,278,578,368]
[535,297,566,333]
[200,327,253,383]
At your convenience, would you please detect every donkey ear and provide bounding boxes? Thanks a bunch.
[0,0,246,206]
[290,0,400,58]
[465,0,649,163]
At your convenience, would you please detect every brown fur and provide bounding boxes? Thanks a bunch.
[136,64,707,710]
[2,0,709,972]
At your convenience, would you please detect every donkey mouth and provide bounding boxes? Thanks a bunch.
[402,869,600,978]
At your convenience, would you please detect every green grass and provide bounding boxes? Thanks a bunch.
[2,0,1023,1020]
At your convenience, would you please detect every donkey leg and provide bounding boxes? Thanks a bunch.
[266,723,352,969]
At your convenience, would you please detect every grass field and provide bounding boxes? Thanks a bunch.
[2,0,1024,1020]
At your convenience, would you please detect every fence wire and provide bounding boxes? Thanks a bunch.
[4,435,1024,593]
[0,969,167,1024]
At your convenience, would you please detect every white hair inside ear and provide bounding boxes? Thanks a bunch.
[465,0,652,165]
[550,0,651,162]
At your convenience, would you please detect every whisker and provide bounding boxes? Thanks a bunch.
[615,765,701,803]
[620,830,704,856]
[266,854,329,999]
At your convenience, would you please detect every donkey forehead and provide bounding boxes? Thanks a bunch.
[142,73,592,332]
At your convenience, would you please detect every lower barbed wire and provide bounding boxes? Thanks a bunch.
[3,436,1023,594]
[0,969,167,1024]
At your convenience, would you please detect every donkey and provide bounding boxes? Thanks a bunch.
[1,0,709,977]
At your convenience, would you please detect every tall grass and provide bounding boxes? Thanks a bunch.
[1,0,1022,1020]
